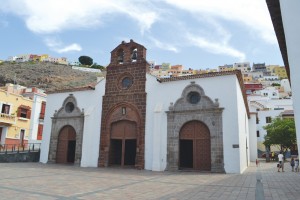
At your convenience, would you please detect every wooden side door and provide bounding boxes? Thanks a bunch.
[194,122,211,171]
[56,126,76,163]
[180,121,211,171]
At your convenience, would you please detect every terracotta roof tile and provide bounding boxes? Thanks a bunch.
[47,85,95,94]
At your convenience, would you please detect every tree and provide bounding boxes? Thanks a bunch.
[272,83,281,87]
[91,62,106,71]
[78,56,93,66]
[263,118,296,154]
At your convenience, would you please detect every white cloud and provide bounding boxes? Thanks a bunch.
[186,33,246,61]
[44,37,82,53]
[162,0,277,44]
[149,37,178,53]
[0,0,159,34]
[56,44,82,53]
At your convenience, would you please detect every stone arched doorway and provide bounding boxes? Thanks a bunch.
[48,94,84,165]
[167,82,224,172]
[179,121,211,171]
[109,120,137,166]
[56,125,76,163]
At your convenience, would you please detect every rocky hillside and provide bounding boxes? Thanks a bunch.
[0,61,104,92]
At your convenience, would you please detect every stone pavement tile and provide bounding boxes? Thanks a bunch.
[1,162,300,199]
[0,188,56,200]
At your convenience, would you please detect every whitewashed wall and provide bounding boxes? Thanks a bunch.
[281,79,291,93]
[29,94,46,143]
[280,0,300,156]
[235,78,250,173]
[145,74,249,173]
[40,80,105,167]
[256,110,285,145]
[249,113,258,162]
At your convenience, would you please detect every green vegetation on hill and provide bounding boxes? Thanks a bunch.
[0,61,104,92]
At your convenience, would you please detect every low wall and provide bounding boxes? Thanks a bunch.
[0,151,40,162]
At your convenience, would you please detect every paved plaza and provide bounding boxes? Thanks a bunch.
[0,161,299,200]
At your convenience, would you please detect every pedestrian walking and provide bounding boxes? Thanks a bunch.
[295,157,299,172]
[278,151,284,172]
[290,157,295,172]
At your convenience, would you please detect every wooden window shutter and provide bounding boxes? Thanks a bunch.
[27,109,31,119]
[17,107,21,117]
[37,124,43,140]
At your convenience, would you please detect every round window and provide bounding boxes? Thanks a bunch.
[65,102,75,113]
[188,92,201,104]
[122,77,133,89]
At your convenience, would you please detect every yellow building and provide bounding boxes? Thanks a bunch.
[0,85,33,146]
[218,65,235,72]
[58,57,68,65]
[242,73,253,82]
[274,66,288,79]
[39,54,49,62]
[266,65,280,75]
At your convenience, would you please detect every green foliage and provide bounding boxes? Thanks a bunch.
[263,118,296,152]
[272,83,281,87]
[91,62,106,71]
[78,56,93,66]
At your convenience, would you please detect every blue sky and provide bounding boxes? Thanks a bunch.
[0,0,284,70]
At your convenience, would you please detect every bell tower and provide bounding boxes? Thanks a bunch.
[99,40,148,169]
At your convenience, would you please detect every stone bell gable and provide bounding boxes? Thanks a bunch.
[109,39,147,66]
[99,40,148,169]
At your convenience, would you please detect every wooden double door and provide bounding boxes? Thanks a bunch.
[179,121,211,171]
[109,120,137,167]
[56,126,76,164]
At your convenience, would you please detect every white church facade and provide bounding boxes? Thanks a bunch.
[40,40,256,174]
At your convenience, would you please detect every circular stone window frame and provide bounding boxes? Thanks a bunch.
[187,91,201,104]
[65,102,75,113]
[118,73,134,90]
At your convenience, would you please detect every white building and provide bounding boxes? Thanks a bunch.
[40,40,255,174]
[22,87,47,144]
[253,87,280,99]
[281,79,291,94]
[267,0,300,155]
[233,62,251,73]
[248,94,293,153]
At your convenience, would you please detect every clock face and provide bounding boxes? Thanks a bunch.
[122,77,133,89]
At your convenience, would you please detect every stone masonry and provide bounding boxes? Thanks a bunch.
[166,82,225,172]
[48,94,84,165]
[98,40,148,169]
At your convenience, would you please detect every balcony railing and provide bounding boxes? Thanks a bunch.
[0,113,16,125]
[0,143,41,154]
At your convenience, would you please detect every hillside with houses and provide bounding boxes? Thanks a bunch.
[0,61,101,92]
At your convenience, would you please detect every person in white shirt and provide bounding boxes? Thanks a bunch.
[295,157,299,172]
[278,151,284,172]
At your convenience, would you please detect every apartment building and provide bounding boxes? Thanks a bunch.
[0,84,47,147]
[0,85,32,146]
